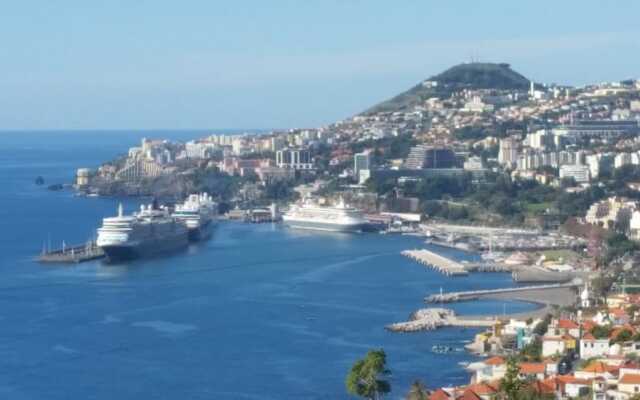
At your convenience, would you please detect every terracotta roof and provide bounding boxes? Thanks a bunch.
[582,332,596,340]
[457,389,482,400]
[520,363,546,375]
[483,356,505,366]
[557,375,591,385]
[466,383,499,396]
[430,388,451,400]
[581,361,617,374]
[529,380,556,394]
[582,321,597,331]
[620,374,640,385]
[557,319,579,329]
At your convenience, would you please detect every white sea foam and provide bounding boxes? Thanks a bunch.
[131,320,197,335]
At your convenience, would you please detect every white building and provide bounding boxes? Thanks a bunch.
[559,164,590,183]
[524,129,554,150]
[498,137,518,168]
[629,211,640,241]
[585,197,636,228]
[542,336,567,358]
[354,151,371,178]
[463,156,485,171]
[580,333,611,359]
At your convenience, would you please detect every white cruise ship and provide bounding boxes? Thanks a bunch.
[97,203,189,262]
[172,193,217,241]
[282,198,368,233]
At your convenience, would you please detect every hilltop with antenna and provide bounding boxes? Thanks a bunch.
[363,62,531,114]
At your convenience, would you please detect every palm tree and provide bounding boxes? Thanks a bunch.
[405,380,429,400]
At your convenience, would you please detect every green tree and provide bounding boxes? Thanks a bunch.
[405,380,428,400]
[613,329,633,344]
[500,357,524,400]
[346,349,391,399]
[591,325,612,339]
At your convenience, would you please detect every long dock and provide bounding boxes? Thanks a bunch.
[425,282,580,303]
[402,249,469,276]
[386,308,496,332]
[37,241,105,264]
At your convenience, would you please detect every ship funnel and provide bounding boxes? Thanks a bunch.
[118,203,123,217]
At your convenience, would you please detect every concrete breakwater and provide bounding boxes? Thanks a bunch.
[402,249,509,276]
[425,282,580,303]
[402,249,469,276]
[386,308,496,332]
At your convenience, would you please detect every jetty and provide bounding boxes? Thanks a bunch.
[386,308,496,332]
[37,240,105,264]
[425,282,580,303]
[402,249,469,276]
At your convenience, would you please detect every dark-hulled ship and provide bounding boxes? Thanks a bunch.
[97,203,188,262]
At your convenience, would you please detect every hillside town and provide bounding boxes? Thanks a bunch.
[75,63,640,398]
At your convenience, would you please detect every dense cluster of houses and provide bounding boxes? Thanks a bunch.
[429,292,640,400]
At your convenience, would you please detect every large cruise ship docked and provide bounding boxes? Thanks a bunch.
[172,193,217,241]
[282,198,368,233]
[97,203,189,262]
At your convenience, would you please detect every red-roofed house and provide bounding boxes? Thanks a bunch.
[551,318,581,337]
[472,357,506,383]
[619,374,640,396]
[519,363,546,380]
[457,388,482,400]
[429,388,451,400]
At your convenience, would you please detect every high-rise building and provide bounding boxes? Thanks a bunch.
[498,138,519,168]
[405,145,457,169]
[276,149,313,170]
[354,151,371,177]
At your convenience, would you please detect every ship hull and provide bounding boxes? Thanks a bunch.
[101,234,189,262]
[283,219,365,233]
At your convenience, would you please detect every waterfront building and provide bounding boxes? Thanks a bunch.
[115,158,166,181]
[76,168,90,186]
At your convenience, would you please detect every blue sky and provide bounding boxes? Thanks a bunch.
[1,1,639,130]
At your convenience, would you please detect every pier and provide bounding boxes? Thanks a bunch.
[385,308,496,332]
[37,240,105,264]
[425,282,580,303]
[402,249,469,276]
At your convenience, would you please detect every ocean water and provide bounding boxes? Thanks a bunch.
[0,131,536,400]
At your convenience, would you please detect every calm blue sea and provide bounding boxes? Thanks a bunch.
[0,131,535,400]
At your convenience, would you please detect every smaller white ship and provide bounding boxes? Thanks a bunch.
[172,193,217,241]
[282,198,368,233]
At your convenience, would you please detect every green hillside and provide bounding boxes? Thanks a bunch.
[363,62,531,114]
